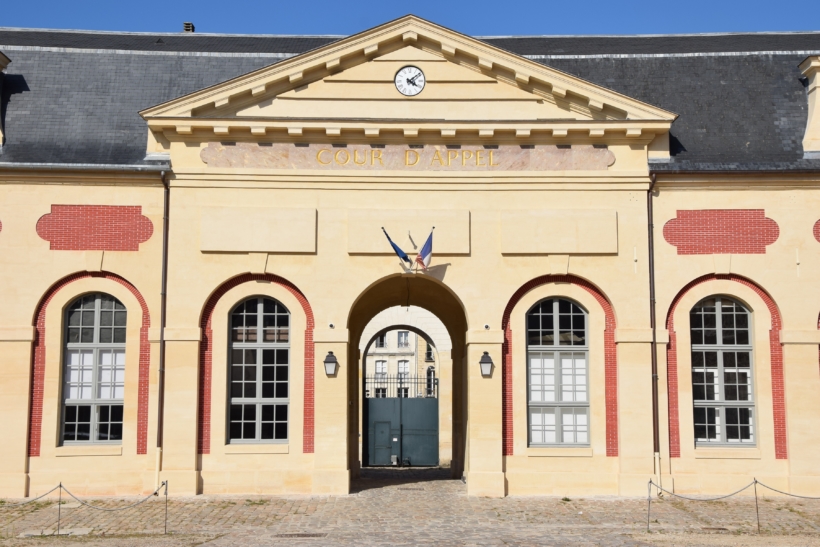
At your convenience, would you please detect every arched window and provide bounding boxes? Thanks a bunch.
[690,296,754,445]
[229,297,289,443]
[63,293,126,444]
[527,298,589,446]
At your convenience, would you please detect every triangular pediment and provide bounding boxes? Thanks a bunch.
[141,15,676,140]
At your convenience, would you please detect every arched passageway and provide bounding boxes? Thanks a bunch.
[347,274,468,478]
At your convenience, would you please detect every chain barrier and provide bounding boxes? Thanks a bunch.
[1,481,168,537]
[646,478,820,533]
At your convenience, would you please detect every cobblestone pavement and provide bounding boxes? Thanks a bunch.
[2,468,820,546]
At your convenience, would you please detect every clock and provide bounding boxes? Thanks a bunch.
[395,65,425,96]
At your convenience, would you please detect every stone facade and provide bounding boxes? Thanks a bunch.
[1,16,820,499]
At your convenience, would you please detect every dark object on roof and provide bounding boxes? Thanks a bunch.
[0,28,819,171]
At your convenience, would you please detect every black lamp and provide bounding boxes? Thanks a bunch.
[324,351,338,376]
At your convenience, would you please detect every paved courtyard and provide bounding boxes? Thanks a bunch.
[2,468,820,546]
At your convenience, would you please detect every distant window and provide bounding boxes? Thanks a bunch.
[425,342,434,362]
[690,296,755,446]
[375,334,386,348]
[397,331,409,348]
[375,360,387,379]
[375,388,387,398]
[398,360,409,378]
[62,293,126,445]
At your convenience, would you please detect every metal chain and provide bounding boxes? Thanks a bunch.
[59,482,167,512]
[755,480,820,500]
[0,485,61,507]
[650,479,755,501]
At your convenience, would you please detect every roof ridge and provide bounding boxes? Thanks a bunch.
[479,30,820,39]
[0,26,345,38]
[1,26,820,40]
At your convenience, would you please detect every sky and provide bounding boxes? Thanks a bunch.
[2,0,820,36]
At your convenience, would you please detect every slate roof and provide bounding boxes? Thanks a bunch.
[1,27,820,172]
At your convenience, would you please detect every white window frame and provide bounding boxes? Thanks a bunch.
[228,297,290,444]
[62,293,126,445]
[397,331,409,348]
[375,360,387,379]
[526,298,590,447]
[690,296,755,447]
[425,342,434,362]
[374,334,386,348]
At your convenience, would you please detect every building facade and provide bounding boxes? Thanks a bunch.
[1,16,820,498]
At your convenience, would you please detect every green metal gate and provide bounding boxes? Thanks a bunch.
[364,373,439,467]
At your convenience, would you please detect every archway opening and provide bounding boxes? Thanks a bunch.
[359,313,452,469]
[347,274,468,479]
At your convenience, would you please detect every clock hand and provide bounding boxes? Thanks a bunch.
[408,73,420,85]
[406,78,419,88]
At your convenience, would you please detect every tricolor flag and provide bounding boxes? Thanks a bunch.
[382,227,413,267]
[415,228,434,270]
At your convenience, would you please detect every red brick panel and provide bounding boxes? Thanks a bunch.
[36,205,153,251]
[501,275,618,457]
[662,210,779,255]
[665,274,786,459]
[813,219,820,243]
[29,272,151,456]
[198,274,315,455]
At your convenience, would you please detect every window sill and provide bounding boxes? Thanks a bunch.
[224,444,289,455]
[55,445,122,457]
[694,447,760,459]
[526,447,593,457]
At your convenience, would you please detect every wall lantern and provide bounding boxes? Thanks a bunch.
[324,351,339,376]
[479,351,494,377]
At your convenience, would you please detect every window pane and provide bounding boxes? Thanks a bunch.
[694,406,719,442]
[559,352,587,403]
[529,352,554,403]
[690,297,755,446]
[560,407,589,444]
[527,299,588,447]
[529,408,556,444]
[65,350,94,400]
[228,297,290,443]
[64,404,92,442]
[725,407,753,443]
[97,350,125,399]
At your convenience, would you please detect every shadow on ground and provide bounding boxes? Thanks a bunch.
[351,467,455,493]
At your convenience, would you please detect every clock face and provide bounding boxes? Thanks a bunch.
[395,65,425,96]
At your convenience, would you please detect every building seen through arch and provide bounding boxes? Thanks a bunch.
[2,16,820,498]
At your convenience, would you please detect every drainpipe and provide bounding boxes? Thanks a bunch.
[647,173,661,483]
[155,170,170,488]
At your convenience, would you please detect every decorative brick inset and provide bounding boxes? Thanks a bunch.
[198,274,315,454]
[36,205,153,251]
[813,219,820,243]
[501,275,618,457]
[665,274,786,459]
[662,210,779,255]
[29,272,151,456]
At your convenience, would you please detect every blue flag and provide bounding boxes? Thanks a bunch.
[415,228,433,270]
[382,227,412,266]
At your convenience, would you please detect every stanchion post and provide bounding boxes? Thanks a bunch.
[754,479,760,534]
[164,480,168,535]
[646,480,652,533]
[57,482,62,537]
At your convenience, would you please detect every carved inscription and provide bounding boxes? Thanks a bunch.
[200,143,615,171]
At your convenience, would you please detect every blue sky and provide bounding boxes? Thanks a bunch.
[2,0,820,36]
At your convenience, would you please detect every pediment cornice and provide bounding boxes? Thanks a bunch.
[141,15,677,142]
